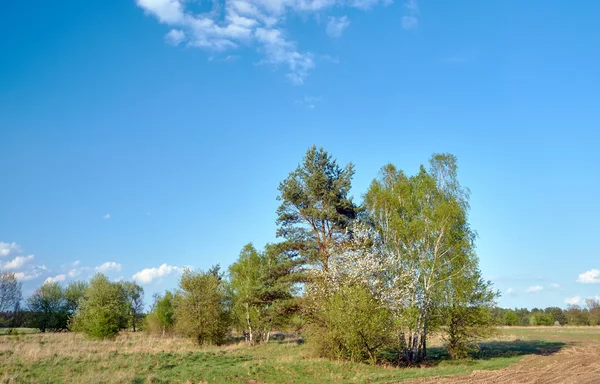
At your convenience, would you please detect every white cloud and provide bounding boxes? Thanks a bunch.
[165,29,186,45]
[565,296,582,305]
[577,269,600,284]
[401,0,419,30]
[326,16,349,38]
[14,269,44,281]
[0,242,20,257]
[506,288,514,294]
[132,263,181,284]
[44,274,66,284]
[526,285,543,293]
[2,255,35,270]
[135,0,391,83]
[550,283,560,289]
[103,213,111,219]
[95,261,122,273]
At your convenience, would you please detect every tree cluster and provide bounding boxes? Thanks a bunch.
[494,301,600,326]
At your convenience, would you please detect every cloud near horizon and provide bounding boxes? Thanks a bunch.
[95,261,123,273]
[526,285,543,293]
[135,0,392,84]
[132,263,182,284]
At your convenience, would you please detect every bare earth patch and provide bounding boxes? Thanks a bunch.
[405,332,600,384]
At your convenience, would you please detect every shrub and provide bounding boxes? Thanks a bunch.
[174,267,230,345]
[70,274,128,339]
[308,284,391,364]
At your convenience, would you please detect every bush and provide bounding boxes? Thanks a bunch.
[70,274,128,340]
[174,267,230,345]
[308,284,391,364]
[504,311,520,326]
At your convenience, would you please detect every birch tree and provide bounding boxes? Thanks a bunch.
[363,154,491,363]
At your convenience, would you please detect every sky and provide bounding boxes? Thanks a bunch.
[1,0,599,310]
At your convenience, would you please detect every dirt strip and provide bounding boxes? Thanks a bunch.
[402,343,600,384]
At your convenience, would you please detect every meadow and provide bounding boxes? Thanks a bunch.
[2,327,598,384]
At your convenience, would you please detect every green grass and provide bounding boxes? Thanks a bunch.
[2,327,595,383]
[0,328,40,335]
[0,340,525,384]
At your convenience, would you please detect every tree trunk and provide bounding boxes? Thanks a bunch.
[245,303,253,346]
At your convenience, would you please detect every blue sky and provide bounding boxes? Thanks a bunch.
[1,0,599,309]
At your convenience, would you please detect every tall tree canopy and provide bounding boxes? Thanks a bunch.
[277,145,358,273]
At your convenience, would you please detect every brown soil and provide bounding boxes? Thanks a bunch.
[403,342,600,384]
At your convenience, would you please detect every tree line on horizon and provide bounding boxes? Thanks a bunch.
[3,146,597,365]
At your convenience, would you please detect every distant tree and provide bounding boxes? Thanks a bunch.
[229,243,295,345]
[119,281,145,332]
[174,266,230,345]
[504,310,520,326]
[565,305,590,326]
[146,291,175,336]
[0,271,22,327]
[70,274,128,339]
[64,280,88,317]
[544,307,566,325]
[530,312,554,326]
[276,145,358,273]
[27,282,68,332]
[585,299,600,325]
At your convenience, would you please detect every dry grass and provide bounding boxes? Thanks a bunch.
[1,328,593,383]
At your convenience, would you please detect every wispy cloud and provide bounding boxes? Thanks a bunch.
[135,0,390,84]
[132,263,182,284]
[326,16,350,38]
[549,283,560,289]
[95,261,122,273]
[577,269,600,284]
[295,95,323,109]
[165,29,186,46]
[103,213,111,219]
[0,242,20,257]
[401,0,419,30]
[565,296,582,305]
[526,285,543,293]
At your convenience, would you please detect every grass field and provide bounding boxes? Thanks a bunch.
[0,327,598,384]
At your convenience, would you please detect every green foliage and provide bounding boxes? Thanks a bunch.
[276,145,358,272]
[64,280,88,316]
[309,284,392,364]
[530,312,554,326]
[146,291,176,335]
[445,274,498,359]
[27,282,68,332]
[504,311,520,326]
[362,154,494,363]
[119,281,145,332]
[70,274,129,339]
[0,271,22,327]
[174,267,231,345]
[229,243,295,345]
